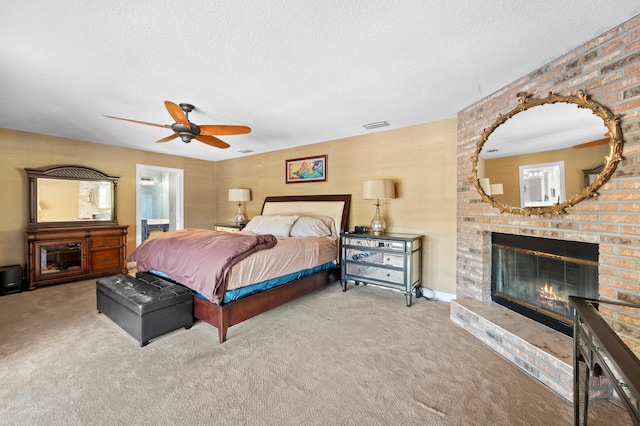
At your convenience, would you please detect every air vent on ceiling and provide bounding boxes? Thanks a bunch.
[238,149,254,154]
[363,121,390,130]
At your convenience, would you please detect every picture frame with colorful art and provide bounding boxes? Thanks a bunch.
[285,155,327,183]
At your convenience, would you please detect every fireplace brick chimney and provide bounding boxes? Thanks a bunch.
[453,14,640,399]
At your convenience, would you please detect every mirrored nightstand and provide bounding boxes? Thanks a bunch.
[340,232,423,306]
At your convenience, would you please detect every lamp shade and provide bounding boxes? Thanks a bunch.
[228,189,251,202]
[478,178,491,196]
[489,183,504,196]
[363,180,395,200]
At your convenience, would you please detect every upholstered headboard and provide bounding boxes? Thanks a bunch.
[261,194,351,234]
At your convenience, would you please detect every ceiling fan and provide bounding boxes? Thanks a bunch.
[572,132,610,149]
[104,101,251,148]
[572,138,609,149]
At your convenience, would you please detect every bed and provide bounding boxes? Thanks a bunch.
[129,194,351,343]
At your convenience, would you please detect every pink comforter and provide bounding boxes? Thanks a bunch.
[127,229,277,303]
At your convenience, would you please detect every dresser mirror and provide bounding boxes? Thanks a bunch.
[26,165,119,227]
[471,90,623,215]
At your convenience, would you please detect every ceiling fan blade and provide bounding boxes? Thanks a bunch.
[195,135,230,149]
[103,115,170,129]
[199,125,252,136]
[156,133,179,143]
[572,138,609,149]
[164,101,190,128]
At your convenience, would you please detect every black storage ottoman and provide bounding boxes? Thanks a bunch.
[96,273,193,346]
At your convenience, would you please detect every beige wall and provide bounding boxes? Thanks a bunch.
[2,118,458,296]
[215,119,458,296]
[1,128,216,264]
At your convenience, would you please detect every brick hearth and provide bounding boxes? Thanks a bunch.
[450,299,613,401]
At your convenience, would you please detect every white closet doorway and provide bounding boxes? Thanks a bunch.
[135,164,184,246]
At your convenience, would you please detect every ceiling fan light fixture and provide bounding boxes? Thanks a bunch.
[178,133,194,143]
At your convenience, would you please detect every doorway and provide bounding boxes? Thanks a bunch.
[135,165,184,246]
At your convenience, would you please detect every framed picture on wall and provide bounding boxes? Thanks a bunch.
[285,155,327,183]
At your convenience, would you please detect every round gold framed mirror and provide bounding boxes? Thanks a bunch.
[472,90,623,215]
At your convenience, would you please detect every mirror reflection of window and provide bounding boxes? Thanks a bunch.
[89,183,111,208]
[88,183,112,220]
[519,161,565,207]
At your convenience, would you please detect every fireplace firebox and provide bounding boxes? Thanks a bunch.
[491,233,598,336]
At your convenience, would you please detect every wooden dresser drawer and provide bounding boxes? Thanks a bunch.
[91,236,121,248]
[91,249,121,270]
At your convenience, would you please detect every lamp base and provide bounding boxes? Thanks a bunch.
[370,203,386,235]
[234,203,245,225]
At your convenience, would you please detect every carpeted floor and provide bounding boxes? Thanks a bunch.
[0,279,631,425]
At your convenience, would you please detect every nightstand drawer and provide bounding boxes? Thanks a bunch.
[345,249,403,267]
[215,225,241,232]
[344,237,406,251]
[214,223,245,232]
[382,253,404,266]
[345,262,404,285]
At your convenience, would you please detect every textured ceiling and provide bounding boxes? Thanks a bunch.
[1,1,639,162]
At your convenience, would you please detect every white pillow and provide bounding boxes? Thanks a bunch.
[242,215,263,233]
[243,215,299,237]
[290,216,332,238]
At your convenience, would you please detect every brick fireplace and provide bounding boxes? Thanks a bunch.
[452,15,640,401]
[490,233,599,336]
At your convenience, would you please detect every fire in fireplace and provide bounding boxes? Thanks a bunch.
[491,233,598,336]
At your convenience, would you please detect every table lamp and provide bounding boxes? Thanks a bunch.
[228,188,251,224]
[363,180,395,235]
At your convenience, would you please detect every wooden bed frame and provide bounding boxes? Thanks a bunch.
[193,194,351,343]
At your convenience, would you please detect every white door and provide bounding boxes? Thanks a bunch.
[136,165,184,246]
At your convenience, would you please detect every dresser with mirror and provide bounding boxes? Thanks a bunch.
[25,165,128,290]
